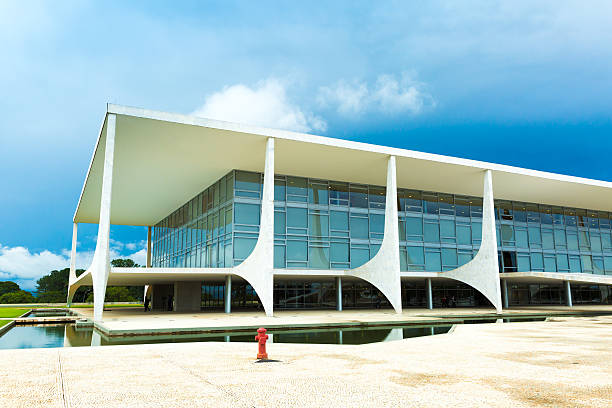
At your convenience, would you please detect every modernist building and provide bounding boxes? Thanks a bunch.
[68,105,612,320]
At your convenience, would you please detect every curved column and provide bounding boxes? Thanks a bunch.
[348,155,402,313]
[90,113,117,321]
[443,169,502,313]
[67,222,79,306]
[232,138,275,316]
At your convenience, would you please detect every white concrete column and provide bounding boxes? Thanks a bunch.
[233,138,275,316]
[67,223,78,306]
[444,170,503,314]
[565,280,573,307]
[92,113,117,321]
[350,155,402,313]
[425,278,433,309]
[146,226,152,268]
[336,276,342,311]
[502,279,509,309]
[224,275,232,314]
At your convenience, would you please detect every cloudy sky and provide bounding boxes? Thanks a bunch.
[1,1,612,290]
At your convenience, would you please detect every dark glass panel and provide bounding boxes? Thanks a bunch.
[349,185,368,208]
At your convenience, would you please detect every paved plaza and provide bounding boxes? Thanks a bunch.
[1,314,611,407]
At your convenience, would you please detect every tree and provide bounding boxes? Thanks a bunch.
[0,290,36,304]
[36,268,70,295]
[111,259,140,268]
[0,281,20,297]
[85,287,136,302]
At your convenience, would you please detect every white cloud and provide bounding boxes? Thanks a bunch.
[0,242,146,291]
[192,78,327,133]
[317,73,435,116]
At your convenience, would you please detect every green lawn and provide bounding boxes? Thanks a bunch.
[0,320,12,328]
[0,308,30,318]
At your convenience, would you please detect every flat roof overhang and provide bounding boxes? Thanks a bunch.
[74,104,612,226]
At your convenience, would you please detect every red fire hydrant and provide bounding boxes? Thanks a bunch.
[255,327,269,360]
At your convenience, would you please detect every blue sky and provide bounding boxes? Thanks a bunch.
[1,1,612,289]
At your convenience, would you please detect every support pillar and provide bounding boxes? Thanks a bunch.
[425,278,433,309]
[146,226,152,268]
[565,280,573,307]
[92,113,117,321]
[225,275,232,314]
[336,276,342,311]
[502,279,509,309]
[67,222,78,306]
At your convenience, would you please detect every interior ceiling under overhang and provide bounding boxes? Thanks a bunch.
[74,107,612,226]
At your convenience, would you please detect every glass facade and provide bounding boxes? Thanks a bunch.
[150,169,612,308]
[495,201,612,275]
[399,189,483,272]
[273,175,386,269]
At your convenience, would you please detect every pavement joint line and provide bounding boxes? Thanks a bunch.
[57,350,70,408]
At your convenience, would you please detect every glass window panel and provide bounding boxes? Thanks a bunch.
[442,248,457,267]
[498,201,513,221]
[369,214,384,234]
[423,194,439,215]
[287,207,307,228]
[330,242,349,262]
[309,247,330,269]
[528,226,541,247]
[350,216,369,239]
[544,256,556,272]
[472,221,482,243]
[457,225,471,245]
[235,171,261,193]
[274,178,286,201]
[591,233,602,253]
[455,196,470,218]
[274,245,285,268]
[425,250,441,271]
[234,203,260,226]
[564,209,577,227]
[349,185,368,208]
[274,211,286,235]
[576,209,587,227]
[540,207,553,225]
[398,220,407,241]
[407,246,425,265]
[604,256,612,272]
[526,204,540,223]
[424,222,440,243]
[551,207,564,225]
[516,228,529,248]
[517,254,530,272]
[399,248,407,271]
[568,231,580,251]
[234,237,257,260]
[556,254,569,271]
[513,203,527,223]
[309,214,329,237]
[287,240,307,261]
[330,210,349,231]
[350,247,369,268]
[438,194,454,215]
[458,251,472,266]
[287,177,308,196]
[593,256,604,274]
[403,190,422,213]
[308,182,329,205]
[440,219,456,238]
[406,217,423,237]
[500,224,514,245]
[470,198,483,218]
[369,187,386,209]
[569,256,581,273]
[542,229,554,250]
[578,230,591,250]
[581,255,593,273]
[602,232,612,250]
[554,229,567,249]
[530,253,543,270]
[329,182,349,205]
